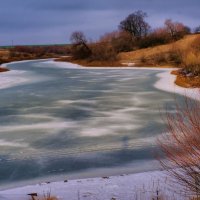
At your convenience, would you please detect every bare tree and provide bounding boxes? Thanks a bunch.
[164,19,190,39]
[119,10,150,38]
[70,31,87,45]
[70,31,91,59]
[158,95,200,196]
[99,31,134,52]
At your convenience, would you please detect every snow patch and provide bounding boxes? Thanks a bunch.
[154,70,200,101]
[0,171,189,200]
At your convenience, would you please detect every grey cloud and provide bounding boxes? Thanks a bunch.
[0,0,199,45]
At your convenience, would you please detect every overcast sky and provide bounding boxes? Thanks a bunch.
[0,0,199,46]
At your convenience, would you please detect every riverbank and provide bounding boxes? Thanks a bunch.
[171,70,200,88]
[0,170,190,200]
[154,70,200,101]
[55,57,200,89]
[55,56,177,68]
[0,67,9,72]
[0,44,70,73]
[2,57,199,89]
[55,56,125,67]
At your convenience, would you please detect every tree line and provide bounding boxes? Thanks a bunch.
[69,10,198,61]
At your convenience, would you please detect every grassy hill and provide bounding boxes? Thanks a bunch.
[119,34,199,66]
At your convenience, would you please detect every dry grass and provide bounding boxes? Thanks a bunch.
[0,49,10,72]
[39,197,58,200]
[175,74,200,88]
[27,194,58,200]
[171,70,200,88]
[0,49,10,58]
[182,52,200,75]
[0,46,69,68]
[119,34,198,65]
[159,94,200,196]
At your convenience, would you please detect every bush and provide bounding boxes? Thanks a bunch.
[146,53,167,65]
[71,44,91,59]
[99,31,134,53]
[159,96,200,196]
[179,36,200,75]
[168,47,183,65]
[164,19,191,40]
[191,35,200,52]
[182,52,200,75]
[111,32,134,52]
[154,53,167,64]
[9,45,70,60]
[137,30,170,48]
[140,55,147,63]
[90,42,117,61]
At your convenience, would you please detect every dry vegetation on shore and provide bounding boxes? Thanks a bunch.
[119,34,198,65]
[55,56,124,67]
[0,45,70,71]
[159,93,200,199]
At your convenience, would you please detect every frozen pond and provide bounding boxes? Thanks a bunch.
[0,60,186,188]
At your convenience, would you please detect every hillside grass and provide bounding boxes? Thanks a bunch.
[118,34,198,65]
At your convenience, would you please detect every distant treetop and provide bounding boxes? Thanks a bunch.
[119,10,150,38]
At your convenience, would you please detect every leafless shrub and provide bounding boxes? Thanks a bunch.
[168,46,183,65]
[70,31,91,59]
[158,95,200,196]
[89,42,117,61]
[182,52,200,75]
[164,19,190,40]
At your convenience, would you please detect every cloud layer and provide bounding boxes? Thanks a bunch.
[0,0,199,45]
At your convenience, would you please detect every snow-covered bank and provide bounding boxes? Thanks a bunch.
[154,70,200,101]
[0,70,29,90]
[0,59,52,90]
[0,170,190,200]
[1,59,50,68]
[45,60,83,69]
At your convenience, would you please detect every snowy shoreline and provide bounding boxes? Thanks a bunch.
[0,170,190,200]
[154,70,200,101]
